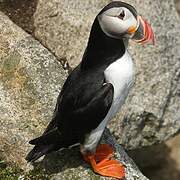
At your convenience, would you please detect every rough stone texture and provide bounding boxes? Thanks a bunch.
[34,0,180,149]
[0,0,37,34]
[175,0,180,14]
[36,129,148,180]
[33,0,111,68]
[0,11,67,166]
[0,12,148,179]
[166,134,180,171]
[128,136,180,180]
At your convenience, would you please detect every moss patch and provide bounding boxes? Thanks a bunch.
[0,159,50,180]
[0,50,38,108]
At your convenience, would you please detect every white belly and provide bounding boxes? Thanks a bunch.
[105,50,134,118]
[82,51,134,152]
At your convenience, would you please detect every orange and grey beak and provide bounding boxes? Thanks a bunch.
[130,16,155,45]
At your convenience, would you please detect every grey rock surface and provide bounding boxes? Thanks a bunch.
[36,129,148,180]
[0,11,148,179]
[34,0,180,149]
[0,11,67,166]
[33,0,111,68]
[175,0,180,15]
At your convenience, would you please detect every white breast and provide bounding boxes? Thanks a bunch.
[104,50,134,117]
[82,50,134,153]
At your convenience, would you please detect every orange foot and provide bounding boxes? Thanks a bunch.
[83,144,125,179]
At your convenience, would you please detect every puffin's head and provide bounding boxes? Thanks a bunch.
[97,1,155,44]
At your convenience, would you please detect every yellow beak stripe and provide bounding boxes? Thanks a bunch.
[127,26,137,34]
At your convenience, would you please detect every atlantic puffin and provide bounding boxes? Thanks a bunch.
[26,1,155,179]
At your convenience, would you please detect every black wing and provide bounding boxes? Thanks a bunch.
[43,81,114,144]
[26,82,113,162]
[41,65,114,141]
[26,66,114,162]
[31,75,114,143]
[70,82,114,133]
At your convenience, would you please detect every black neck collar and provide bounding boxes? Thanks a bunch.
[81,18,126,70]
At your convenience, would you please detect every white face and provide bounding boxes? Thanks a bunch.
[98,7,139,39]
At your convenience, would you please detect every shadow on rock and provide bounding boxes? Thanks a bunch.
[31,146,88,175]
[128,142,180,180]
[0,0,38,34]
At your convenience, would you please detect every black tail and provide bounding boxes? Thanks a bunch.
[25,144,54,162]
[26,128,62,162]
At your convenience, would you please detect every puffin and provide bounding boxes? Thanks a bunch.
[26,1,155,179]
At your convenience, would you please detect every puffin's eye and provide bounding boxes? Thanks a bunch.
[118,10,125,20]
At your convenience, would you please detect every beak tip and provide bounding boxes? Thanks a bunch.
[135,16,155,46]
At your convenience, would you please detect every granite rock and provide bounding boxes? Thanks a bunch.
[38,129,148,180]
[175,0,180,15]
[0,11,67,166]
[33,0,111,68]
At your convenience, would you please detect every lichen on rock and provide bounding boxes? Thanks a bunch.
[0,11,67,167]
